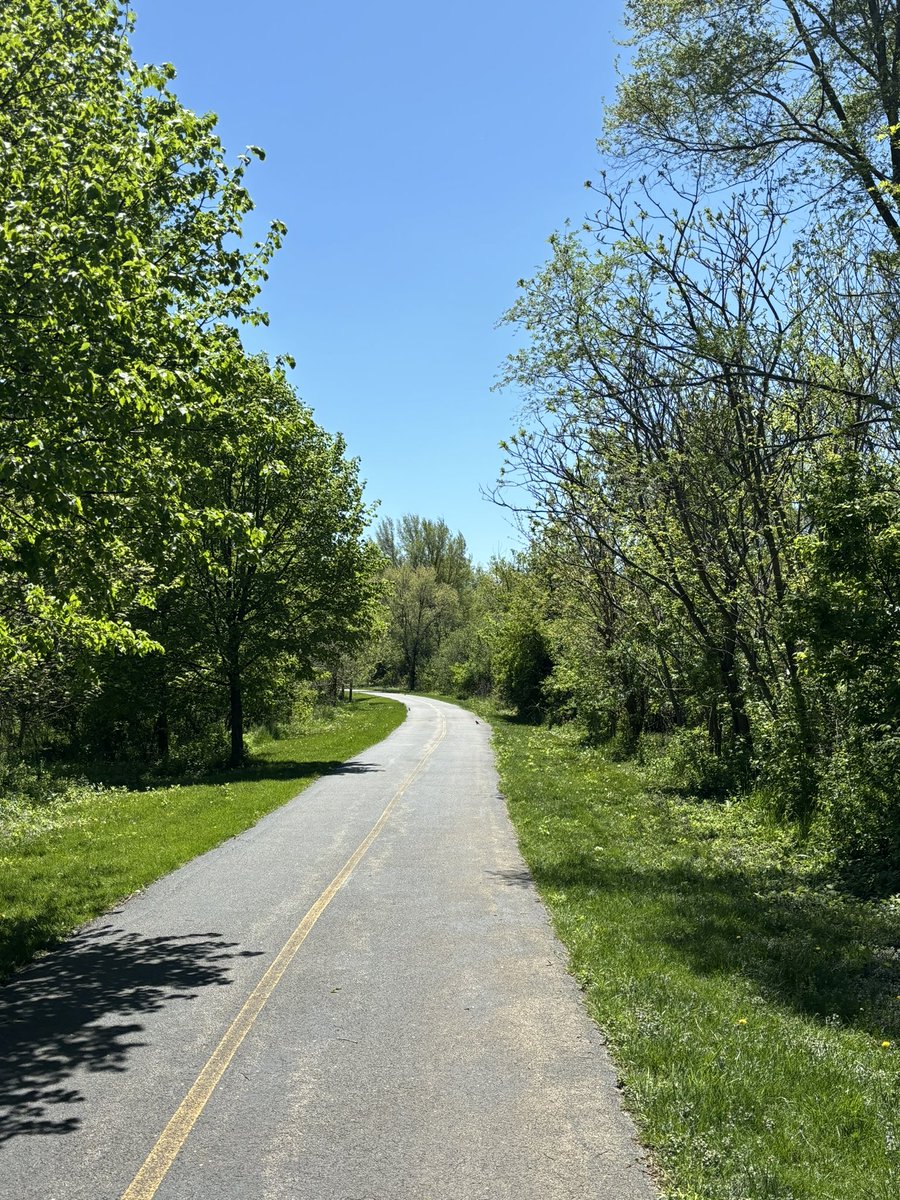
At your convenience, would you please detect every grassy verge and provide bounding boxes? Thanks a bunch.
[472,703,900,1200]
[0,694,406,982]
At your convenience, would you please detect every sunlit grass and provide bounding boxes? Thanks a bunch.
[475,704,900,1200]
[0,695,406,981]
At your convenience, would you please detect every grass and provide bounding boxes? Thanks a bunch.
[470,702,900,1200]
[0,694,406,982]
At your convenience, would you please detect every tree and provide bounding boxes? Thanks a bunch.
[0,0,283,735]
[610,0,900,246]
[790,448,900,878]
[495,168,896,795]
[376,515,472,592]
[179,355,381,766]
[380,565,459,691]
[486,558,553,722]
[373,515,472,690]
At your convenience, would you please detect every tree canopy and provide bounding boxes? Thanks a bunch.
[0,1,379,765]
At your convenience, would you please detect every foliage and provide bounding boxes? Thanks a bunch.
[486,559,552,721]
[610,0,900,247]
[179,354,382,765]
[0,2,379,780]
[372,515,472,691]
[0,0,283,712]
[790,449,900,883]
[490,1,900,876]
[69,355,381,768]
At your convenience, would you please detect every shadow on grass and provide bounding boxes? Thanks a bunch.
[66,756,380,793]
[0,925,262,1143]
[519,848,900,1038]
[49,695,392,792]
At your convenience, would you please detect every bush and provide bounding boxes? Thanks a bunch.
[822,734,900,894]
[658,726,746,798]
[751,694,820,828]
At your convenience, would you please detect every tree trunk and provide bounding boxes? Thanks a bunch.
[708,702,723,757]
[657,648,685,728]
[229,669,244,768]
[720,611,752,757]
[154,711,169,760]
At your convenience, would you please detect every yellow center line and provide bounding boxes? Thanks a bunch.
[121,703,447,1200]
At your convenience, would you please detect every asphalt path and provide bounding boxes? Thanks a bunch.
[0,694,656,1199]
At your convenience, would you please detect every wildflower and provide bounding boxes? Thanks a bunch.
[882,1041,892,1048]
[736,1018,748,1026]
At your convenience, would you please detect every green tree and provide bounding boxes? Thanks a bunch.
[487,559,553,722]
[379,565,460,692]
[496,175,893,793]
[789,448,900,880]
[610,0,900,245]
[179,355,381,766]
[0,0,283,734]
[373,515,472,690]
[376,516,472,592]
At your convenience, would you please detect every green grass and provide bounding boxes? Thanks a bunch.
[0,695,406,982]
[473,704,900,1200]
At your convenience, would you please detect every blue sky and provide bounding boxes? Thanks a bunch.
[131,1,623,564]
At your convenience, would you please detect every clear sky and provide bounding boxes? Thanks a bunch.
[130,1,624,565]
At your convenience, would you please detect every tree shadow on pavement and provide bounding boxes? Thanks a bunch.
[0,925,261,1144]
[486,868,536,889]
[197,758,380,787]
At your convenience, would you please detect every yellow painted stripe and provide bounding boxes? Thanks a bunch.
[121,704,446,1200]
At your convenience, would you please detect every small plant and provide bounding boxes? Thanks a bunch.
[656,726,747,798]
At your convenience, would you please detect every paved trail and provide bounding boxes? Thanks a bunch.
[0,695,656,1199]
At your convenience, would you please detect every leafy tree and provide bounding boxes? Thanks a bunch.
[379,565,460,692]
[373,515,472,690]
[790,448,900,878]
[176,355,381,766]
[376,515,472,592]
[496,159,900,794]
[487,560,553,722]
[0,0,283,732]
[427,565,499,698]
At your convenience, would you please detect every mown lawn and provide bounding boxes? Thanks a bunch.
[477,705,900,1200]
[0,695,406,982]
